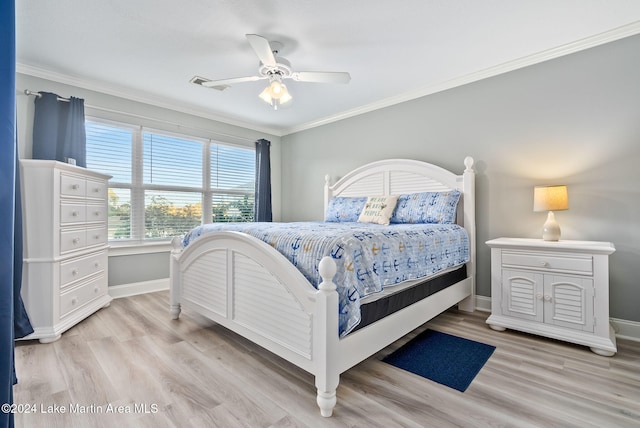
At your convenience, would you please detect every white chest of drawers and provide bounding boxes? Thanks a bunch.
[20,160,112,343]
[486,238,616,356]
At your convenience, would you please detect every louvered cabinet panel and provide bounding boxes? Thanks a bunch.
[545,275,594,332]
[486,238,616,356]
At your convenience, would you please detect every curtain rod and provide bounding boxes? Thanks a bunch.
[23,89,255,144]
[24,89,71,102]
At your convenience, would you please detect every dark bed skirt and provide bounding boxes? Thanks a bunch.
[351,265,468,333]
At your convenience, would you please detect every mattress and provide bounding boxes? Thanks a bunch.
[351,265,467,333]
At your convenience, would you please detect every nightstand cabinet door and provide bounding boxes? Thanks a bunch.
[486,238,616,356]
[501,269,544,323]
[544,275,594,333]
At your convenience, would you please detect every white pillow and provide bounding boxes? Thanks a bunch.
[358,195,399,225]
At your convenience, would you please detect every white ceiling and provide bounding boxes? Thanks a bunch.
[16,1,640,136]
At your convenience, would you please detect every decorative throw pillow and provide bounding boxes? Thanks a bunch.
[325,196,368,222]
[357,195,399,225]
[390,190,461,224]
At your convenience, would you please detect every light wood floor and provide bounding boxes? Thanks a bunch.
[14,291,640,428]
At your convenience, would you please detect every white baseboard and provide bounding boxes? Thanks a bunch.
[474,295,492,313]
[474,295,639,343]
[106,285,640,343]
[108,278,169,299]
[610,318,640,343]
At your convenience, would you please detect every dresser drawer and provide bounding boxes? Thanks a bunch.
[60,276,107,318]
[502,251,592,274]
[86,226,108,247]
[85,179,108,201]
[60,251,107,289]
[60,228,87,253]
[60,173,86,197]
[86,203,108,223]
[60,202,87,225]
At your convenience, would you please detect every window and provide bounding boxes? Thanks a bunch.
[85,119,255,244]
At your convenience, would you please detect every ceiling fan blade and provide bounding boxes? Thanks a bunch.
[291,71,351,84]
[246,34,277,67]
[200,75,265,87]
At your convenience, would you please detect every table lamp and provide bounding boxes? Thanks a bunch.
[533,185,569,241]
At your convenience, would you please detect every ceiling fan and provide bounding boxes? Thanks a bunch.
[191,34,351,109]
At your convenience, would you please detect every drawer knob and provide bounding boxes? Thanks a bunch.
[94,235,101,240]
[93,187,100,193]
[72,269,79,276]
[94,262,100,268]
[72,211,80,217]
[71,184,79,190]
[539,261,549,267]
[536,293,543,300]
[71,297,78,306]
[544,294,552,302]
[94,287,99,294]
[72,238,80,245]
[94,211,100,216]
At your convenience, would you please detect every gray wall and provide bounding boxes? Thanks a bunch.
[16,73,283,287]
[15,34,640,321]
[281,34,640,322]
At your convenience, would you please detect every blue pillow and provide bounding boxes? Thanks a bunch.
[390,191,461,224]
[325,196,368,222]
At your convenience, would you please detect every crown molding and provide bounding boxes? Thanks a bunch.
[17,20,640,138]
[282,20,640,136]
[16,63,284,137]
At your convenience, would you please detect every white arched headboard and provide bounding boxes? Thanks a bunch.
[323,157,476,311]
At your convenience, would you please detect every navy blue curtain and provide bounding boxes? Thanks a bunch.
[2,1,33,426]
[254,139,272,222]
[32,92,86,167]
[13,153,33,344]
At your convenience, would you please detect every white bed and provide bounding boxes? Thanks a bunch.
[169,157,476,417]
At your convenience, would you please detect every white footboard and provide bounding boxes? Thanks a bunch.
[170,232,341,416]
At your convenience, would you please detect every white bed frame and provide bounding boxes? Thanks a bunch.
[169,157,476,417]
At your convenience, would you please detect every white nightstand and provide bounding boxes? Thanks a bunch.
[486,238,616,356]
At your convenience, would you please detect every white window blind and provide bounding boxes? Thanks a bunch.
[85,119,256,244]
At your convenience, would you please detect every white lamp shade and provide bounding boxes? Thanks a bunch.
[533,185,569,212]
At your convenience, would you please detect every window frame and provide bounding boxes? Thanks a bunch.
[85,116,256,248]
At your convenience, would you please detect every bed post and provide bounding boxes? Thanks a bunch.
[458,156,476,312]
[169,236,183,320]
[323,174,332,216]
[315,256,340,417]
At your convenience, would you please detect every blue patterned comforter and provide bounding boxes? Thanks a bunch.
[182,222,469,337]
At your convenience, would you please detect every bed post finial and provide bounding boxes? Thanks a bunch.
[464,156,474,172]
[318,257,337,291]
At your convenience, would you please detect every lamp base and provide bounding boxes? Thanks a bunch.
[542,211,561,241]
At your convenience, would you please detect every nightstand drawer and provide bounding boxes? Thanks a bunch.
[502,251,592,274]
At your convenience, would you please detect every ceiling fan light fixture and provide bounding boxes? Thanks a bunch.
[258,87,272,104]
[279,87,292,104]
[259,76,292,110]
[270,79,284,95]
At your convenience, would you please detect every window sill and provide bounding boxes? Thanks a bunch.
[108,240,173,256]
